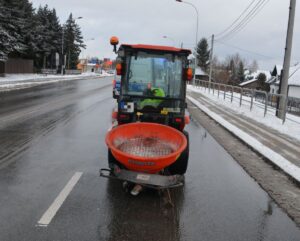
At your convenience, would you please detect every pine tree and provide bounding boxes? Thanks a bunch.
[196,38,209,72]
[0,0,28,59]
[257,73,269,91]
[34,5,62,69]
[228,59,236,84]
[0,1,84,71]
[63,14,85,69]
[238,62,245,82]
[45,8,62,68]
[0,1,16,59]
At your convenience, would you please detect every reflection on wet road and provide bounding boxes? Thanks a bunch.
[0,77,299,240]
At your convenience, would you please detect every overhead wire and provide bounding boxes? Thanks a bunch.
[217,0,270,41]
[216,0,265,40]
[215,0,270,41]
[215,0,257,37]
[215,40,278,59]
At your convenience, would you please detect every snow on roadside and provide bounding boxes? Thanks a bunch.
[187,85,300,142]
[0,72,113,91]
[187,95,300,183]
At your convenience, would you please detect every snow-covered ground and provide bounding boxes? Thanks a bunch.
[187,94,300,183]
[188,85,300,142]
[0,71,113,91]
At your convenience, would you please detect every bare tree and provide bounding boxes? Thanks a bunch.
[249,60,259,73]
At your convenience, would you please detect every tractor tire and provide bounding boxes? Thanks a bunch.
[108,149,118,169]
[168,131,189,175]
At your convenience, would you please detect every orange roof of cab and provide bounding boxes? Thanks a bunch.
[121,44,191,54]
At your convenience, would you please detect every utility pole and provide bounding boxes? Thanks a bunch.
[61,27,65,75]
[277,0,296,119]
[209,34,214,86]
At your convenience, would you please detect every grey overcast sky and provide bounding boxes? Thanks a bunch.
[31,0,299,70]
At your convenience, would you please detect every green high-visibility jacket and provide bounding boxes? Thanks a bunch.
[139,87,165,109]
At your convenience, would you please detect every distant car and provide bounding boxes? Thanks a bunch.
[107,70,115,75]
[112,74,121,99]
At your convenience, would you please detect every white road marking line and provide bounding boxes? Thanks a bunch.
[37,172,83,227]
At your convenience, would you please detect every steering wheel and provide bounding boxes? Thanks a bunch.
[143,88,153,96]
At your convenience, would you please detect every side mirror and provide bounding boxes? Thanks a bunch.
[110,36,119,53]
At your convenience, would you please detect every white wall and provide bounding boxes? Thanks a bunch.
[289,86,300,98]
[270,84,279,94]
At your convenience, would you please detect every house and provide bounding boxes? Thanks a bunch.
[195,67,209,81]
[239,70,271,88]
[77,59,101,73]
[268,65,300,98]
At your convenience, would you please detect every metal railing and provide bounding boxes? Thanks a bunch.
[192,80,295,124]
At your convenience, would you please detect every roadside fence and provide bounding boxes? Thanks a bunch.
[192,80,300,125]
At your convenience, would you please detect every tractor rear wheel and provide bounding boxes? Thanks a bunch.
[108,149,118,169]
[168,131,189,175]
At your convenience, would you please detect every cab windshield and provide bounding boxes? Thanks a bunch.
[123,52,184,99]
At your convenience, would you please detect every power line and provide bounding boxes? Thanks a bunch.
[215,40,278,59]
[216,0,265,40]
[215,0,257,37]
[289,65,300,79]
[216,0,266,40]
[217,0,270,41]
[216,0,270,41]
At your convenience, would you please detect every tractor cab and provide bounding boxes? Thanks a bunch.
[111,39,192,131]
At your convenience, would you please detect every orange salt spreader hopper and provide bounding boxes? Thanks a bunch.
[105,122,187,174]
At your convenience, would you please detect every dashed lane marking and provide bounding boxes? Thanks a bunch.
[37,172,83,227]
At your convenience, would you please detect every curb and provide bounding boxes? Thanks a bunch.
[0,75,112,92]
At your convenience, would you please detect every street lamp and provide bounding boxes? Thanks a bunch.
[61,16,83,75]
[176,0,199,84]
[162,35,175,46]
[175,0,198,48]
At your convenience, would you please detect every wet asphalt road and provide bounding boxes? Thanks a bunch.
[0,77,299,241]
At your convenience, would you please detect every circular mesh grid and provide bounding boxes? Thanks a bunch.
[116,137,175,157]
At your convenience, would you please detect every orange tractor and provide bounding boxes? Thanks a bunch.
[100,37,193,190]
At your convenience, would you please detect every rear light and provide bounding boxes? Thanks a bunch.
[119,114,130,120]
[112,111,118,120]
[174,117,185,131]
[175,118,182,123]
[116,63,122,75]
[186,68,193,81]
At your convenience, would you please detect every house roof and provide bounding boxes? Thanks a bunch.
[289,66,300,86]
[195,67,208,76]
[239,78,257,86]
[239,70,272,87]
[271,64,300,87]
